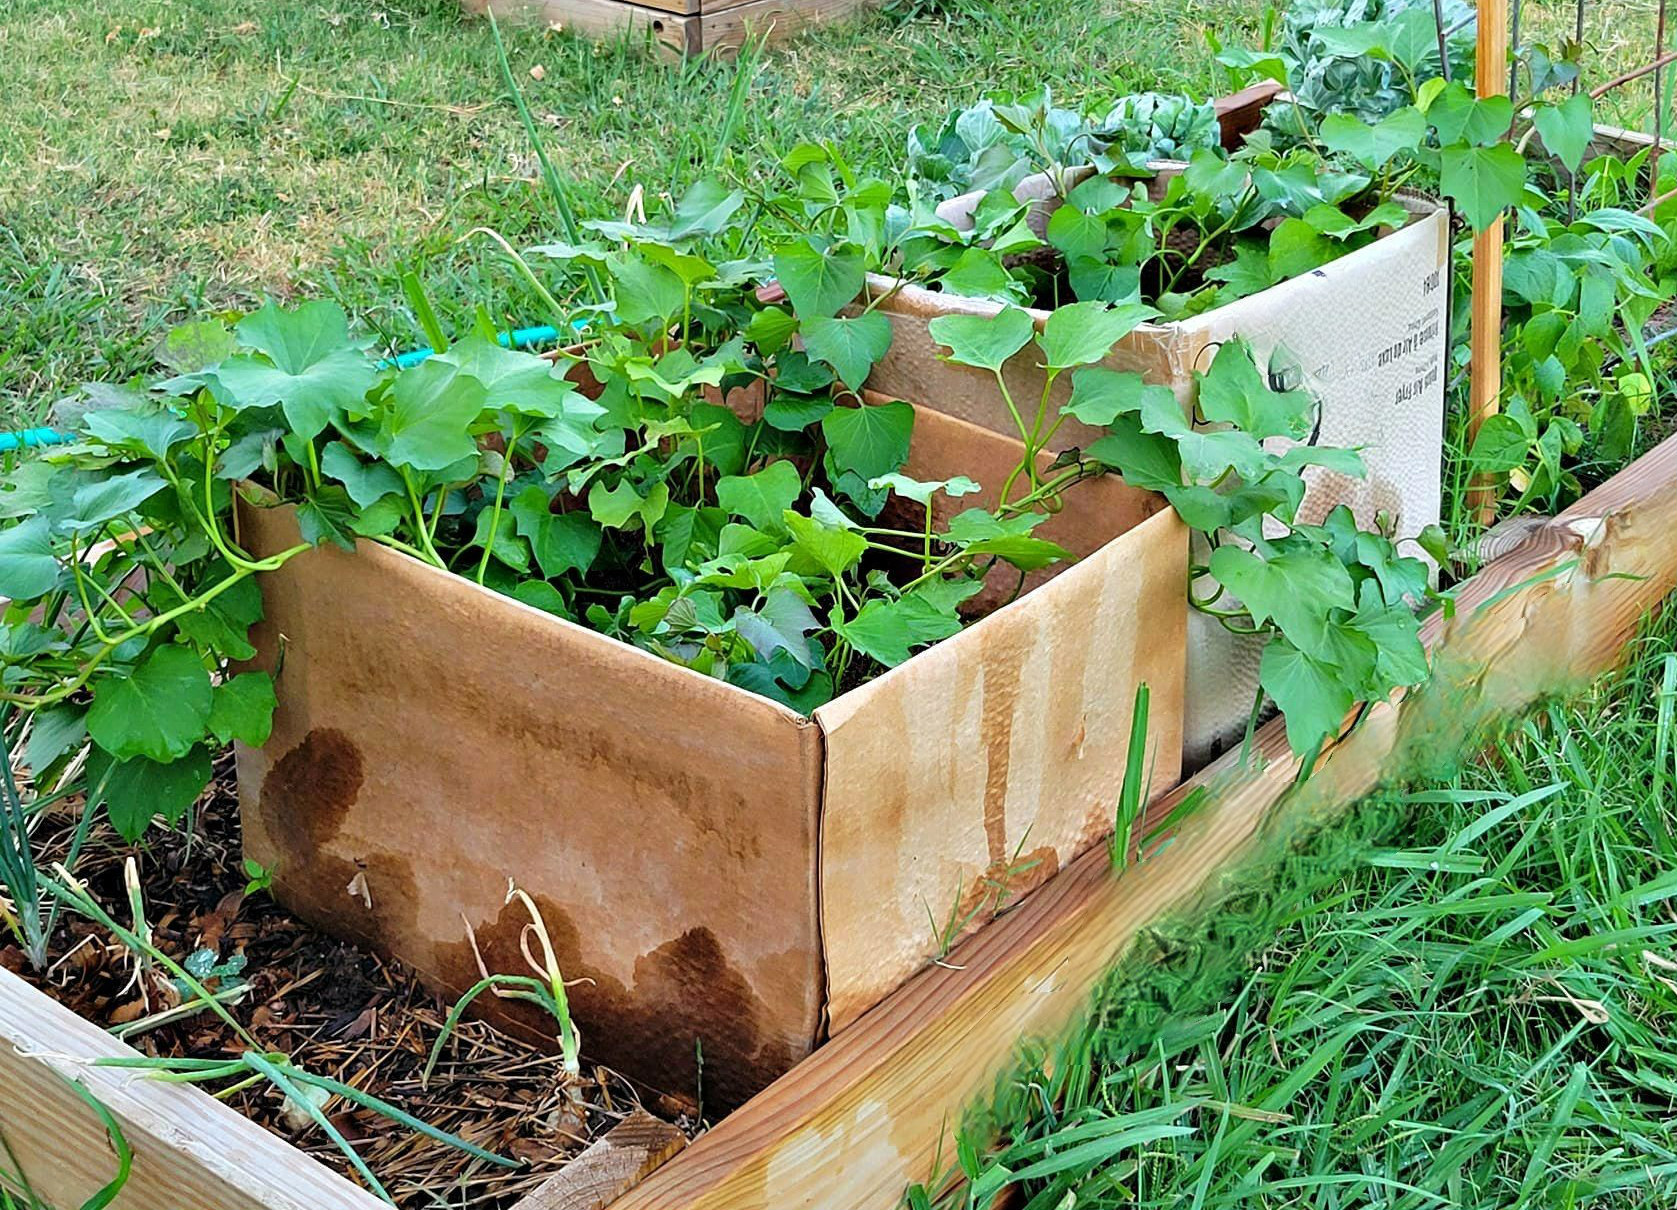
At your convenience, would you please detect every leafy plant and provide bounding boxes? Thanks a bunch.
[1220,0,1476,142]
[901,135,1417,321]
[1461,192,1670,511]
[905,88,1219,202]
[931,309,1434,757]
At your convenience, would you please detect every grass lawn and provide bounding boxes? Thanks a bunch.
[4,0,1677,1205]
[935,620,1677,1207]
[0,0,1259,421]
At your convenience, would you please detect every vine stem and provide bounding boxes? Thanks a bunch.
[0,545,310,709]
[475,440,518,586]
[402,470,447,568]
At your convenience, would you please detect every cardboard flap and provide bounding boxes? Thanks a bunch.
[235,502,825,1111]
[814,505,1187,1031]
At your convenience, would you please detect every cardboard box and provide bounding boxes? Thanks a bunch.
[865,169,1449,765]
[234,404,1186,1110]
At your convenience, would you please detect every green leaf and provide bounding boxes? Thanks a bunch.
[1163,483,1231,531]
[1208,544,1356,656]
[321,442,404,508]
[56,468,167,533]
[510,486,601,578]
[92,745,213,842]
[587,479,668,532]
[1319,107,1426,169]
[440,336,590,422]
[1534,93,1593,173]
[1062,367,1176,428]
[1469,413,1531,471]
[867,473,980,505]
[1196,339,1314,442]
[1204,240,1277,300]
[802,312,893,390]
[733,588,820,670]
[1440,143,1527,232]
[1349,589,1429,690]
[1068,258,1142,304]
[162,570,263,662]
[81,409,199,461]
[1046,205,1110,264]
[384,360,488,472]
[784,511,868,579]
[1269,218,1341,280]
[1260,639,1354,756]
[0,517,61,602]
[25,705,86,774]
[821,400,915,482]
[927,307,1035,373]
[771,237,866,318]
[87,645,214,763]
[667,177,745,240]
[208,672,277,747]
[220,301,377,438]
[607,253,686,328]
[468,505,531,574]
[159,319,237,373]
[716,460,803,533]
[1086,417,1183,491]
[745,306,799,356]
[762,393,834,432]
[510,580,573,619]
[1426,84,1513,147]
[1037,301,1155,371]
[940,247,1018,298]
[296,486,358,551]
[945,508,1071,571]
[1303,201,1409,239]
[836,586,969,667]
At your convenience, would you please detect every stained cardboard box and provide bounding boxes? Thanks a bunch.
[234,404,1186,1109]
[864,168,1450,764]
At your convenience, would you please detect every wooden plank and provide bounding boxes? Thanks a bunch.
[696,0,873,51]
[0,967,387,1210]
[465,0,696,53]
[590,431,1677,1210]
[1211,80,1284,148]
[518,1111,687,1210]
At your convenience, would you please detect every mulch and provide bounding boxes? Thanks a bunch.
[6,751,688,1208]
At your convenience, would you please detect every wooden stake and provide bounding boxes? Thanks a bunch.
[1468,0,1510,523]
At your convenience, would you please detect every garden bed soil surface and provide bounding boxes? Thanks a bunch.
[5,755,685,1209]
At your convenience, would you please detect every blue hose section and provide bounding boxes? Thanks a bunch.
[383,323,564,370]
[1,322,571,452]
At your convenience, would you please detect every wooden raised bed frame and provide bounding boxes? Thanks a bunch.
[6,426,1677,1208]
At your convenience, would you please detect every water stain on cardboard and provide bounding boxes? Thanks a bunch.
[978,632,1026,867]
[435,895,798,1113]
[259,727,364,851]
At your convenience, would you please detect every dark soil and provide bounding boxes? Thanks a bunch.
[7,752,688,1208]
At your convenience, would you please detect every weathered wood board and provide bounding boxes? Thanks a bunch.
[0,965,386,1210]
[591,432,1677,1209]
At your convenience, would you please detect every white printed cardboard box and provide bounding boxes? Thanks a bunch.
[863,166,1450,766]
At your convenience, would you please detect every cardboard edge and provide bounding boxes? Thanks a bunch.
[239,498,816,732]
[870,174,1447,338]
[238,501,828,1104]
[811,504,1186,735]
[1175,202,1450,342]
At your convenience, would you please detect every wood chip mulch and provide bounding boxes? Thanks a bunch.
[7,751,688,1208]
